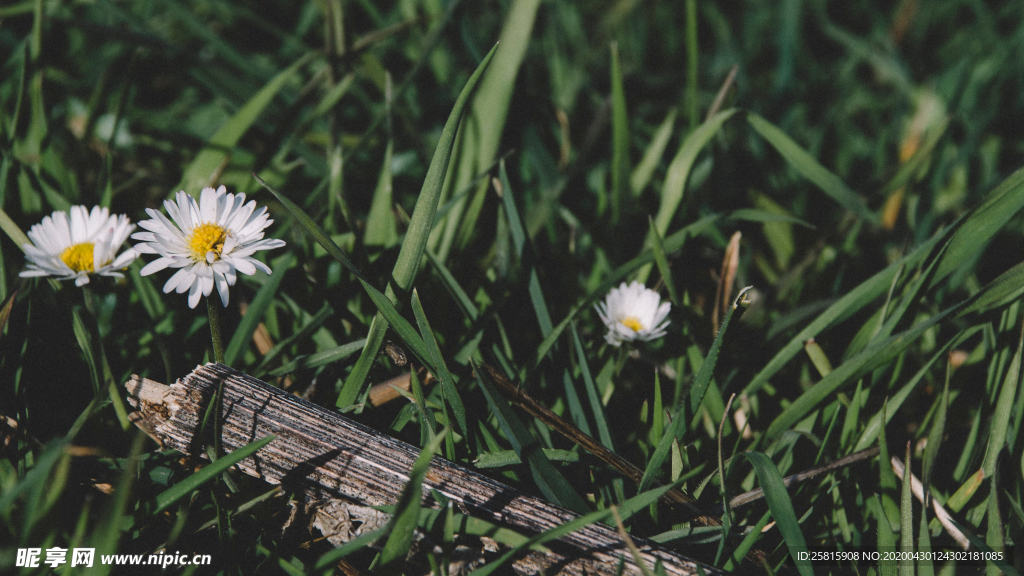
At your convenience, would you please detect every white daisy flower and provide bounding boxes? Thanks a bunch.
[131,185,286,309]
[20,205,137,287]
[595,281,671,347]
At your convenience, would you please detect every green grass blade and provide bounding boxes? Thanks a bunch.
[177,53,315,195]
[745,231,945,395]
[532,306,580,369]
[129,260,167,319]
[853,328,980,451]
[268,339,366,376]
[744,193,798,270]
[474,362,590,515]
[728,207,816,229]
[399,370,437,447]
[89,432,146,571]
[803,338,833,377]
[922,363,950,489]
[377,429,447,573]
[417,506,549,552]
[339,43,498,407]
[467,479,684,576]
[474,448,580,468]
[691,287,751,415]
[0,205,31,250]
[958,260,1024,317]
[254,176,413,409]
[610,41,629,219]
[437,0,539,260]
[739,452,813,576]
[594,214,721,307]
[313,528,388,570]
[947,517,1021,576]
[224,253,295,366]
[746,112,879,223]
[365,140,398,247]
[498,159,526,259]
[255,175,363,278]
[528,269,555,338]
[426,249,479,320]
[982,320,1023,478]
[899,444,914,576]
[390,42,498,294]
[947,467,985,513]
[465,3,538,172]
[767,301,960,439]
[71,306,101,393]
[930,165,1024,289]
[877,400,901,528]
[256,303,333,374]
[571,323,613,449]
[871,494,898,576]
[154,434,276,515]
[411,288,468,438]
[986,486,1005,576]
[651,371,664,449]
[685,0,698,126]
[651,109,737,240]
[631,108,677,196]
[723,510,771,571]
[0,438,67,521]
[917,499,935,576]
[647,217,679,305]
[562,369,593,437]
[357,278,431,363]
[639,287,751,493]
[840,380,863,449]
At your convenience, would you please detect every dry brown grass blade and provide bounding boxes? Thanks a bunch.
[706,65,739,121]
[890,455,970,550]
[367,368,435,407]
[709,447,880,515]
[712,231,742,335]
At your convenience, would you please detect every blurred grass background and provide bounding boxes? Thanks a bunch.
[2,0,1024,574]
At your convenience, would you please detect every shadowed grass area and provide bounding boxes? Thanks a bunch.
[1,0,1023,574]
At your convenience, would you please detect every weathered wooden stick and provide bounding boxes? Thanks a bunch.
[125,363,720,576]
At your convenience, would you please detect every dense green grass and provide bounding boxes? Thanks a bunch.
[2,0,1024,574]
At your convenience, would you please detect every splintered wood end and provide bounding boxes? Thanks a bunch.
[125,374,172,407]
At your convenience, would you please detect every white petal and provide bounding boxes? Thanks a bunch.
[69,206,89,243]
[168,268,197,294]
[200,273,214,298]
[140,258,174,276]
[200,186,220,222]
[188,281,203,309]
[110,247,138,269]
[215,273,230,306]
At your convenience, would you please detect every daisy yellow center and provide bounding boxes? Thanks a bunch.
[60,243,95,273]
[621,316,643,332]
[188,223,227,262]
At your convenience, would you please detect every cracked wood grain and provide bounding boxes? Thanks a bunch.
[125,363,720,576]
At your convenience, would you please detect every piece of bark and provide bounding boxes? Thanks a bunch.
[125,363,720,576]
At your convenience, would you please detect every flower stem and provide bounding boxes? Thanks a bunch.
[82,284,97,316]
[207,297,226,364]
[613,345,630,376]
[78,285,131,428]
